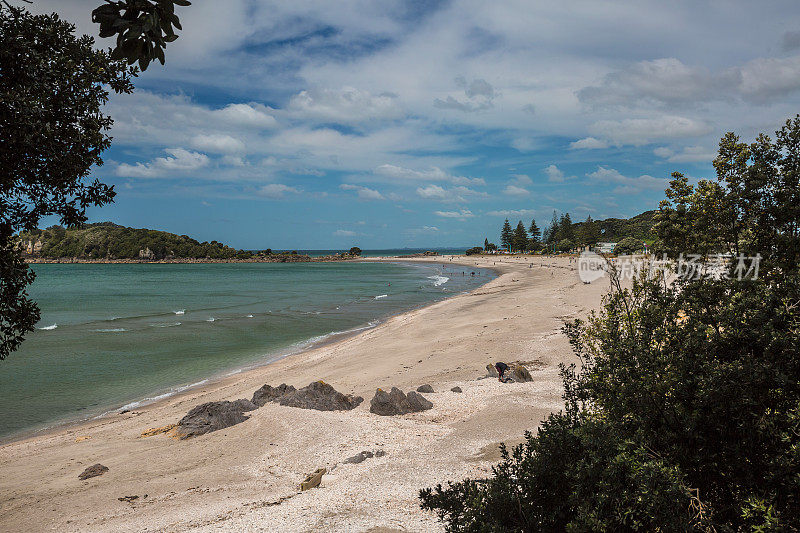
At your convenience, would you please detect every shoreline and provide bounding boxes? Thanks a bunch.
[0,255,608,532]
[0,257,498,447]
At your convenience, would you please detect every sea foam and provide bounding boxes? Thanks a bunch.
[428,275,450,287]
[374,294,388,299]
[38,323,58,330]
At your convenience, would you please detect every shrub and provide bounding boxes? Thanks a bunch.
[465,246,483,255]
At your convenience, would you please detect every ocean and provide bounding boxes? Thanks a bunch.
[0,260,494,440]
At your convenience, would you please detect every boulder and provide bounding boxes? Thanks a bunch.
[451,386,463,393]
[416,384,434,393]
[251,383,296,407]
[509,365,533,382]
[175,400,253,439]
[369,387,433,416]
[344,450,374,464]
[485,364,499,378]
[78,463,108,480]
[300,468,326,491]
[277,381,363,411]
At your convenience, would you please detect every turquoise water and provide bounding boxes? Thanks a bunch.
[0,261,494,440]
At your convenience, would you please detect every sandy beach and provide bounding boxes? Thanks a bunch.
[0,255,608,532]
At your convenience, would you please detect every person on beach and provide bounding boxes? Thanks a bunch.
[495,361,510,382]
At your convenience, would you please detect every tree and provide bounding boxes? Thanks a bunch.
[578,215,600,247]
[0,5,135,360]
[513,221,528,253]
[348,247,362,256]
[528,219,541,250]
[613,236,640,255]
[484,238,489,250]
[420,117,800,531]
[500,219,513,251]
[559,212,574,241]
[91,0,191,71]
[545,210,559,245]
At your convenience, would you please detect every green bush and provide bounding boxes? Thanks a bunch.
[420,116,800,531]
[613,236,641,255]
[465,246,483,256]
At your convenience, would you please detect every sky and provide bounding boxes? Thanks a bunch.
[15,0,800,249]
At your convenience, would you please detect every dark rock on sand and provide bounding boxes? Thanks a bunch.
[251,383,296,407]
[370,387,433,416]
[277,381,363,411]
[78,463,108,480]
[416,384,434,393]
[175,400,253,439]
[451,386,462,393]
[345,450,374,464]
[509,365,533,382]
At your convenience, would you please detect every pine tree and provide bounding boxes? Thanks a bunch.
[560,212,574,241]
[500,219,513,251]
[484,238,489,250]
[513,221,528,252]
[528,219,541,250]
[546,210,559,244]
[580,216,601,247]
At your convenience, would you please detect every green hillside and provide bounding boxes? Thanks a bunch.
[18,222,245,260]
[579,210,657,242]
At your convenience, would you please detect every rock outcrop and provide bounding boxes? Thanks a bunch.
[451,386,463,393]
[416,384,434,393]
[174,400,255,439]
[79,464,109,480]
[509,364,533,382]
[369,387,433,416]
[277,381,363,411]
[251,383,297,407]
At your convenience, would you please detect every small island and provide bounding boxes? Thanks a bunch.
[17,222,363,263]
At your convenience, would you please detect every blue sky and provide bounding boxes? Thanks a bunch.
[19,0,800,249]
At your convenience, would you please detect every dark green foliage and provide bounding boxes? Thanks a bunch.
[500,219,513,251]
[556,238,574,253]
[528,219,541,250]
[465,246,483,256]
[421,117,800,531]
[613,236,641,255]
[513,221,528,252]
[349,247,362,256]
[0,5,135,360]
[18,223,239,260]
[92,0,191,71]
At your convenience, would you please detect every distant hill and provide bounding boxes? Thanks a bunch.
[575,210,657,242]
[18,222,247,261]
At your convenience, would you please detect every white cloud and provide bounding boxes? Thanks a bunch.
[416,184,486,203]
[486,209,538,217]
[333,229,357,237]
[191,134,245,154]
[434,78,496,112]
[587,116,712,147]
[569,137,608,150]
[653,145,716,163]
[587,166,668,193]
[503,184,530,196]
[115,148,209,178]
[214,103,278,129]
[434,209,475,219]
[543,165,566,182]
[340,183,385,200]
[256,183,302,199]
[288,87,403,122]
[375,164,485,186]
[510,174,533,186]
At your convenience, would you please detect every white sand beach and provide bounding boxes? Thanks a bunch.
[0,255,609,532]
